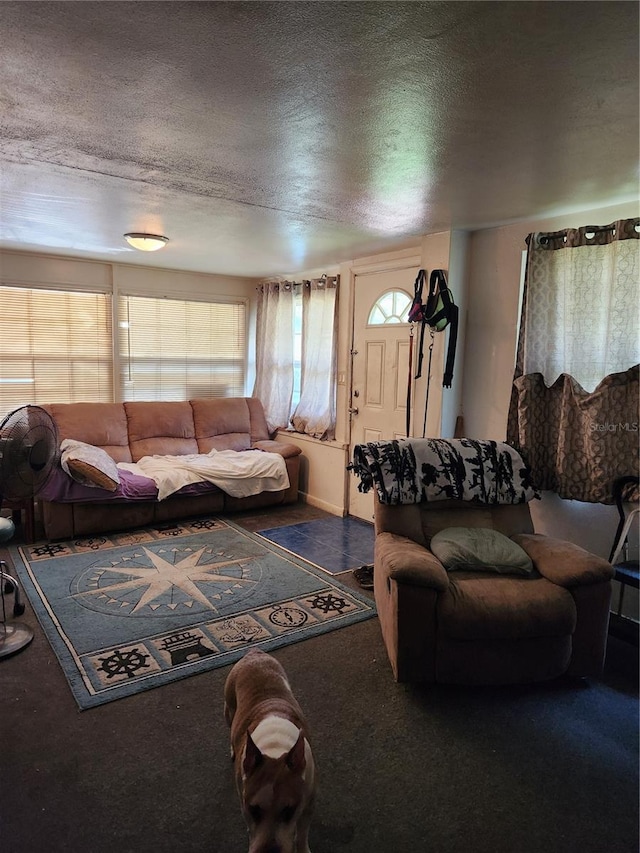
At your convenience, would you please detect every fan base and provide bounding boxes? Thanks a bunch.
[0,621,34,658]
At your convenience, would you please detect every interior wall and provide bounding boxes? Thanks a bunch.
[437,229,469,438]
[274,431,349,516]
[462,199,639,559]
[0,249,257,300]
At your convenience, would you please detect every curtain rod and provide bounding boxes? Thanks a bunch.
[530,219,639,247]
[529,224,617,247]
[543,225,615,239]
[257,274,338,290]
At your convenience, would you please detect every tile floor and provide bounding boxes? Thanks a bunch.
[257,515,375,575]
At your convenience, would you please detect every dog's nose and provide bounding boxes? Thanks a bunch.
[259,845,281,853]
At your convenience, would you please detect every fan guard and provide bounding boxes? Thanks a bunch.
[1,405,60,658]
[0,405,60,501]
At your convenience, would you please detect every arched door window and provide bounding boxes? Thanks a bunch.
[367,289,411,325]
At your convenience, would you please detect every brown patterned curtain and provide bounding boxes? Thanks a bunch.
[507,218,640,503]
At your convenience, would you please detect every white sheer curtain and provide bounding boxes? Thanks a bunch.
[252,280,295,433]
[521,230,639,391]
[253,275,339,439]
[291,276,338,440]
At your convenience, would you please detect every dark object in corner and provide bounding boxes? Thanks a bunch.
[354,564,373,590]
[608,475,639,646]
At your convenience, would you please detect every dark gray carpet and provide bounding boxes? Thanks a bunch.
[1,504,638,853]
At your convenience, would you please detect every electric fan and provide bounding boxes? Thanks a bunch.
[0,405,59,658]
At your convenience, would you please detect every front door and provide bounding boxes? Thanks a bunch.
[347,263,447,522]
[347,266,415,523]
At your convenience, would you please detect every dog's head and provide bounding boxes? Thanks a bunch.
[241,729,309,853]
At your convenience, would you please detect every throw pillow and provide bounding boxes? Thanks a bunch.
[60,439,120,492]
[430,527,535,576]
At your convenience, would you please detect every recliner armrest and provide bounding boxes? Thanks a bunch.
[253,440,302,459]
[376,532,450,591]
[512,533,613,587]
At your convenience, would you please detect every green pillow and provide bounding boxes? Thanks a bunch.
[430,527,535,576]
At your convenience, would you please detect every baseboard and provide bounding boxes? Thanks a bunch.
[299,491,346,517]
[609,612,640,646]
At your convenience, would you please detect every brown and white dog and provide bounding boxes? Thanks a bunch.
[224,648,316,853]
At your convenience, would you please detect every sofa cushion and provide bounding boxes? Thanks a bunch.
[43,403,132,462]
[431,527,535,576]
[60,439,120,491]
[245,396,272,442]
[191,398,252,452]
[125,401,198,460]
[438,574,577,640]
[420,501,534,544]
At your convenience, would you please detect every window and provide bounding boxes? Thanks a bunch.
[253,276,338,439]
[0,285,247,418]
[119,294,246,401]
[508,218,639,503]
[0,285,113,417]
[367,289,411,325]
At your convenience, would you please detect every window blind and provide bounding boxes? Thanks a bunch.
[0,285,113,418]
[119,294,246,401]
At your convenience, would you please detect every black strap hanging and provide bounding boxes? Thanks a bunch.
[410,269,428,380]
[421,328,435,437]
[406,267,459,436]
[443,302,458,388]
[405,269,427,436]
[406,325,414,437]
[408,269,426,323]
[424,269,458,388]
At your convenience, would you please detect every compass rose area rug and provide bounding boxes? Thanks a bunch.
[10,517,376,709]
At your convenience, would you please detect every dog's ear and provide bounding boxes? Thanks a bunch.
[285,730,306,774]
[243,732,264,776]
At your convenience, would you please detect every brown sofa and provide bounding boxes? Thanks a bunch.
[40,398,302,540]
[373,497,614,685]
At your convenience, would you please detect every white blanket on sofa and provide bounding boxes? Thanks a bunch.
[118,448,289,501]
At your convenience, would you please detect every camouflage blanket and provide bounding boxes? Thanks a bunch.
[349,438,539,506]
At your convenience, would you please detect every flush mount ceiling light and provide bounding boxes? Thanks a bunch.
[123,233,169,252]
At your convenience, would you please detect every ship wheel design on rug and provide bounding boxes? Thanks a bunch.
[70,544,261,617]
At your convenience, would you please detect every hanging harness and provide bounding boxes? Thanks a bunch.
[424,269,458,388]
[406,268,459,437]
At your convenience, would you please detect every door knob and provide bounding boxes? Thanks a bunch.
[348,407,359,415]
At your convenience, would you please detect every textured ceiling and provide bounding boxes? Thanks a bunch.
[0,1,638,277]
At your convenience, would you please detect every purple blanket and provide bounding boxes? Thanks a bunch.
[40,467,224,503]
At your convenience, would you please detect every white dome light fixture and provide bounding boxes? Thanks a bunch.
[124,232,169,252]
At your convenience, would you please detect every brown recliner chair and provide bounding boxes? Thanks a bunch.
[373,497,613,685]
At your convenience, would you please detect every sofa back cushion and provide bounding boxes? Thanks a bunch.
[245,397,271,442]
[45,397,274,465]
[43,403,133,462]
[191,397,271,452]
[125,401,198,461]
[375,498,534,546]
[419,501,534,543]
